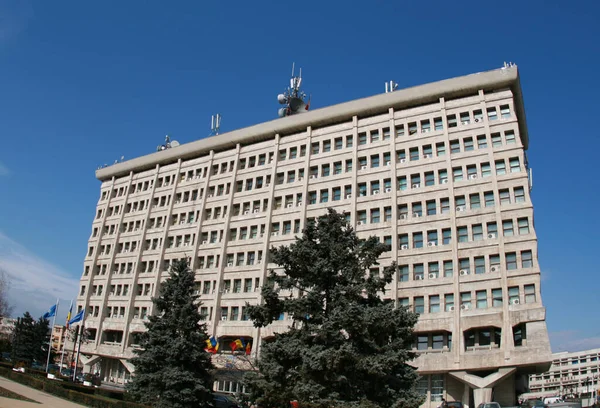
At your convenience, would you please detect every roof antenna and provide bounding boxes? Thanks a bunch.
[385,80,398,93]
[277,62,310,118]
[210,114,222,136]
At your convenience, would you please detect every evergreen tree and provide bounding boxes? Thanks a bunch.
[127,259,214,408]
[12,312,50,366]
[245,209,423,408]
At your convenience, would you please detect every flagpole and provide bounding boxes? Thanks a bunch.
[45,299,59,373]
[72,324,81,382]
[59,299,73,371]
[72,315,85,382]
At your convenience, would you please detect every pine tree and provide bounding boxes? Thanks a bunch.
[245,209,423,408]
[127,259,214,408]
[12,312,50,366]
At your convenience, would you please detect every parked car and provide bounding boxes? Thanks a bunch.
[477,403,501,408]
[544,397,563,405]
[213,393,240,408]
[523,399,548,408]
[30,361,44,370]
[448,402,465,408]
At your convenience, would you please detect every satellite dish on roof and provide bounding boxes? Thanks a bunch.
[171,140,180,147]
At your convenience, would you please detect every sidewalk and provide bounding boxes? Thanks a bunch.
[0,375,86,408]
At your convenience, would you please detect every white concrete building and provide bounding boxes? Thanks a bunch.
[76,65,551,407]
[524,348,600,404]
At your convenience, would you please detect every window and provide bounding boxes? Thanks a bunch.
[408,122,417,135]
[442,229,452,245]
[438,169,448,184]
[323,140,331,152]
[436,142,446,156]
[345,159,353,172]
[383,127,391,140]
[491,133,502,147]
[441,198,450,214]
[477,135,488,149]
[453,167,463,182]
[514,187,526,203]
[311,142,320,154]
[413,232,423,249]
[459,258,470,274]
[395,125,405,137]
[358,133,367,145]
[525,284,536,303]
[499,189,511,205]
[334,137,343,150]
[384,206,392,222]
[289,147,297,159]
[333,187,341,201]
[427,230,438,246]
[417,335,428,351]
[518,218,530,234]
[476,290,487,309]
[484,191,495,207]
[464,137,474,151]
[333,161,342,175]
[371,154,380,168]
[474,256,485,274]
[505,130,516,144]
[450,140,461,154]
[513,324,526,347]
[412,202,422,217]
[398,176,407,191]
[426,200,436,216]
[460,292,471,309]
[522,250,533,268]
[487,107,498,121]
[492,289,503,307]
[500,104,511,119]
[481,162,491,178]
[414,297,424,314]
[508,286,519,303]
[370,130,379,142]
[472,224,483,241]
[503,220,514,236]
[399,265,409,282]
[510,157,521,173]
[466,165,477,178]
[357,210,367,224]
[470,193,481,209]
[495,160,506,175]
[506,252,517,270]
[308,191,317,205]
[414,264,424,280]
[409,148,419,161]
[425,172,435,187]
[457,226,468,243]
[370,209,380,224]
[429,295,440,313]
[321,164,330,177]
[445,294,454,311]
[411,174,421,187]
[447,114,457,128]
[434,117,443,131]
[487,222,498,237]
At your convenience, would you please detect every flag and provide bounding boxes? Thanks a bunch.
[230,339,243,352]
[205,337,219,354]
[42,304,57,319]
[68,309,84,326]
[65,301,73,329]
[245,340,252,355]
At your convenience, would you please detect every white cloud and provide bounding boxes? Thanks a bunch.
[0,162,8,176]
[550,330,600,353]
[0,231,79,323]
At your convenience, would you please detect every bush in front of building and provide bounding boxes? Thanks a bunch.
[0,365,148,408]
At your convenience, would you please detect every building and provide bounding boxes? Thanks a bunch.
[51,325,66,353]
[524,348,600,404]
[76,65,551,407]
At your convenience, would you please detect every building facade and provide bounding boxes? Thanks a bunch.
[524,348,600,404]
[76,65,551,407]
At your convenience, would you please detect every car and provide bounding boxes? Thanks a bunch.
[30,361,44,370]
[447,402,464,408]
[523,399,548,408]
[1,352,11,362]
[543,397,563,405]
[213,393,240,408]
[477,403,501,408]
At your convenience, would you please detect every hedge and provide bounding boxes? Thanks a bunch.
[0,366,148,408]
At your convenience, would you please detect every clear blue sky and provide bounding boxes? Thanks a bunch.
[0,0,598,352]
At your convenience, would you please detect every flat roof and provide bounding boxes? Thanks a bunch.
[96,65,528,181]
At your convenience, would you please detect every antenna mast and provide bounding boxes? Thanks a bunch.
[210,114,222,136]
[277,62,310,118]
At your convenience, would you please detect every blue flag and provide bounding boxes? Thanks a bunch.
[68,309,84,326]
[42,304,57,320]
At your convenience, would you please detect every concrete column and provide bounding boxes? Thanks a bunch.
[473,388,492,407]
[462,383,471,408]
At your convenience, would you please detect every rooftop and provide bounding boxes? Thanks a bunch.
[96,65,527,182]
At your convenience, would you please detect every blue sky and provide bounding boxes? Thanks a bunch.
[0,0,598,352]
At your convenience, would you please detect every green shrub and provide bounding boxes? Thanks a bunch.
[0,367,148,408]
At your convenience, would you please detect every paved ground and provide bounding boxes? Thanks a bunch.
[0,376,86,408]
